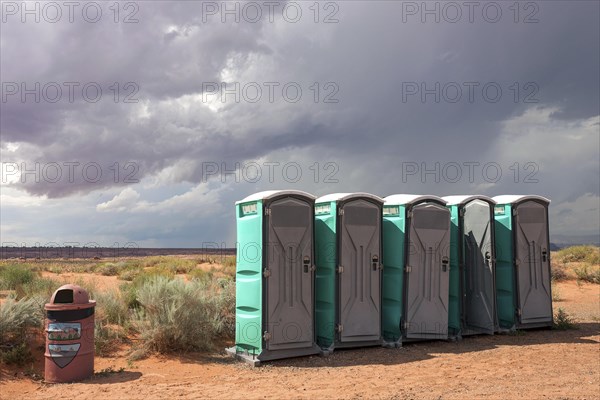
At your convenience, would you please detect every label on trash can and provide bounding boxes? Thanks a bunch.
[48,322,81,341]
[48,344,81,368]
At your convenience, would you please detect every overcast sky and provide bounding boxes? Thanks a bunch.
[1,1,599,247]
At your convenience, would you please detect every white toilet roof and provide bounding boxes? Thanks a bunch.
[315,192,384,204]
[236,190,316,205]
[443,195,496,206]
[492,195,550,205]
[384,194,446,206]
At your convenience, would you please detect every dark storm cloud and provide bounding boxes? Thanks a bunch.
[1,0,598,203]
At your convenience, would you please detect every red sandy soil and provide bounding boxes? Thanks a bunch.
[1,280,598,400]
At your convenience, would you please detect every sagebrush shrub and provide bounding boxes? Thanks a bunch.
[0,295,43,345]
[97,263,120,276]
[18,277,60,299]
[574,264,600,284]
[95,289,130,325]
[118,268,140,281]
[0,342,34,365]
[0,265,36,290]
[187,268,213,282]
[553,308,576,330]
[95,319,126,356]
[556,245,600,265]
[550,261,568,281]
[131,276,235,355]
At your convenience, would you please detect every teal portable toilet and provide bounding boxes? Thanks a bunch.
[443,195,497,338]
[382,195,450,345]
[492,195,553,330]
[227,190,321,365]
[314,193,384,352]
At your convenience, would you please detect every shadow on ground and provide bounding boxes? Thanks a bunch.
[251,322,600,369]
[83,370,143,384]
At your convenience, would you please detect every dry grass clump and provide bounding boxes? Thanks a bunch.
[0,295,44,365]
[555,245,599,265]
[130,276,235,357]
[573,264,600,284]
[552,246,599,283]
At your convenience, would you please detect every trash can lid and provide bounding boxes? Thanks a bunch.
[45,284,96,310]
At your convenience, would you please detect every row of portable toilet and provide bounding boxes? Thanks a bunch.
[227,191,553,365]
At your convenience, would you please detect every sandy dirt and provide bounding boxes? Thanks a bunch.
[1,280,599,400]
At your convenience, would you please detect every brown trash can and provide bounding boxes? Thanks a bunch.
[44,284,96,383]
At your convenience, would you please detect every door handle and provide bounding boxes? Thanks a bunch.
[303,256,311,273]
[372,255,379,271]
[441,256,449,272]
[542,249,547,262]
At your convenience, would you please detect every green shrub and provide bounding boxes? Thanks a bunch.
[556,245,600,265]
[94,286,131,356]
[222,256,236,278]
[44,264,64,274]
[118,268,140,281]
[131,276,235,356]
[95,319,125,356]
[0,296,44,344]
[0,261,42,273]
[0,265,36,290]
[117,268,176,310]
[95,289,130,326]
[0,342,34,365]
[95,366,125,376]
[27,260,99,274]
[133,267,175,285]
[586,250,600,265]
[550,261,568,281]
[119,282,139,309]
[574,264,600,284]
[139,256,195,274]
[139,256,162,268]
[553,308,576,330]
[216,278,236,336]
[187,268,213,282]
[197,256,216,264]
[18,277,61,299]
[97,262,120,276]
[168,259,196,274]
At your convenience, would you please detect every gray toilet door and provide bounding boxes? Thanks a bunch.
[404,203,450,339]
[265,196,314,350]
[462,200,496,334]
[338,199,381,343]
[514,200,553,326]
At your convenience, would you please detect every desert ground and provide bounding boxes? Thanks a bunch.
[1,254,599,400]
